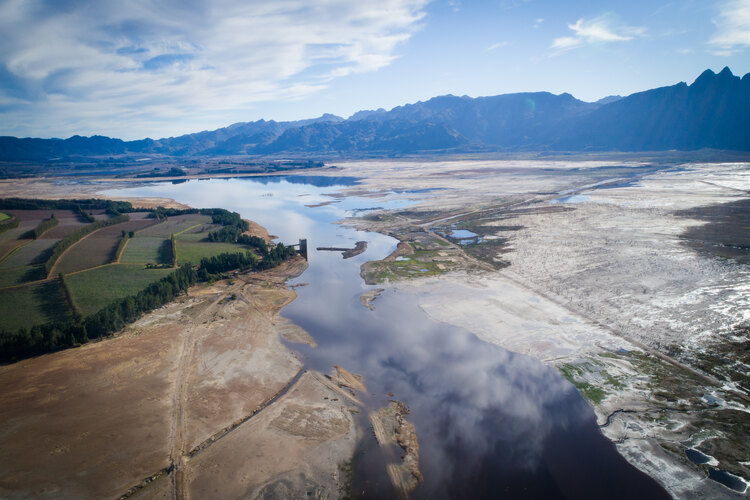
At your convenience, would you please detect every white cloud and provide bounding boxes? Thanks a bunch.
[0,0,430,138]
[486,41,509,51]
[550,15,644,53]
[709,0,750,54]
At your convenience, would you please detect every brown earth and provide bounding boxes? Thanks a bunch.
[0,256,359,499]
[370,401,423,499]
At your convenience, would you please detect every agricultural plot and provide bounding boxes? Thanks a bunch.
[41,219,89,239]
[0,238,58,269]
[175,223,222,242]
[3,209,79,222]
[126,211,153,221]
[0,266,46,288]
[95,218,157,238]
[177,241,252,265]
[138,214,213,238]
[55,229,123,275]
[120,237,169,264]
[0,280,70,331]
[0,237,30,263]
[66,264,174,316]
[0,222,30,243]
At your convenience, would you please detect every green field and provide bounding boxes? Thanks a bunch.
[120,237,169,264]
[138,215,212,238]
[0,239,58,269]
[0,265,45,288]
[66,264,175,316]
[0,281,71,331]
[177,241,251,265]
[0,212,9,222]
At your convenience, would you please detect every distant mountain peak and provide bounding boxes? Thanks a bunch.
[692,66,739,88]
[595,95,623,105]
[317,113,344,122]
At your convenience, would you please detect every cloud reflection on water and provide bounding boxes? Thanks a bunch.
[104,176,668,499]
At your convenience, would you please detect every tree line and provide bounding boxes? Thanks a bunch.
[0,244,297,363]
[24,215,59,239]
[0,197,134,213]
[114,230,134,262]
[170,234,177,266]
[76,205,95,223]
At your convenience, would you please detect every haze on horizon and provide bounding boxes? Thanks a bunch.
[1,0,749,140]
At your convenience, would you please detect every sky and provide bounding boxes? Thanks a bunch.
[1,0,749,140]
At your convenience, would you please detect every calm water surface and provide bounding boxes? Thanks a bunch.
[104,176,669,499]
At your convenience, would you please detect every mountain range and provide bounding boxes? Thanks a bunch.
[1,67,748,160]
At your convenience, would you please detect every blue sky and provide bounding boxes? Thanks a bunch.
[1,0,749,140]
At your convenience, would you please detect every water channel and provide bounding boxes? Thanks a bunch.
[105,175,670,499]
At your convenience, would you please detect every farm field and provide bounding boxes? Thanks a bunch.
[55,230,121,274]
[174,222,221,241]
[177,241,251,265]
[0,280,70,331]
[66,264,175,316]
[120,236,169,264]
[0,237,30,263]
[54,216,155,274]
[0,238,58,269]
[0,265,45,288]
[138,214,212,238]
[0,206,256,349]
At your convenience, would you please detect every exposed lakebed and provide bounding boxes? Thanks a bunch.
[104,176,669,498]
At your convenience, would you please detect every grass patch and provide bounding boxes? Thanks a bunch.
[121,237,168,264]
[65,264,175,316]
[573,382,607,404]
[0,212,9,222]
[559,363,607,405]
[0,280,71,331]
[362,248,451,284]
[176,241,250,265]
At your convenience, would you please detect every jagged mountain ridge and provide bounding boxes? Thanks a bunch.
[0,67,748,160]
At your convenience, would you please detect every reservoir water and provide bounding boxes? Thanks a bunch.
[105,176,670,499]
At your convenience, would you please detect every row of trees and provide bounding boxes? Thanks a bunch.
[27,215,59,239]
[76,205,95,223]
[44,214,130,275]
[0,244,298,363]
[0,197,134,213]
[58,273,83,322]
[114,231,133,262]
[238,234,268,254]
[170,234,177,266]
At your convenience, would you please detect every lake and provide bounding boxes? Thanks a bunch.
[104,176,669,499]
